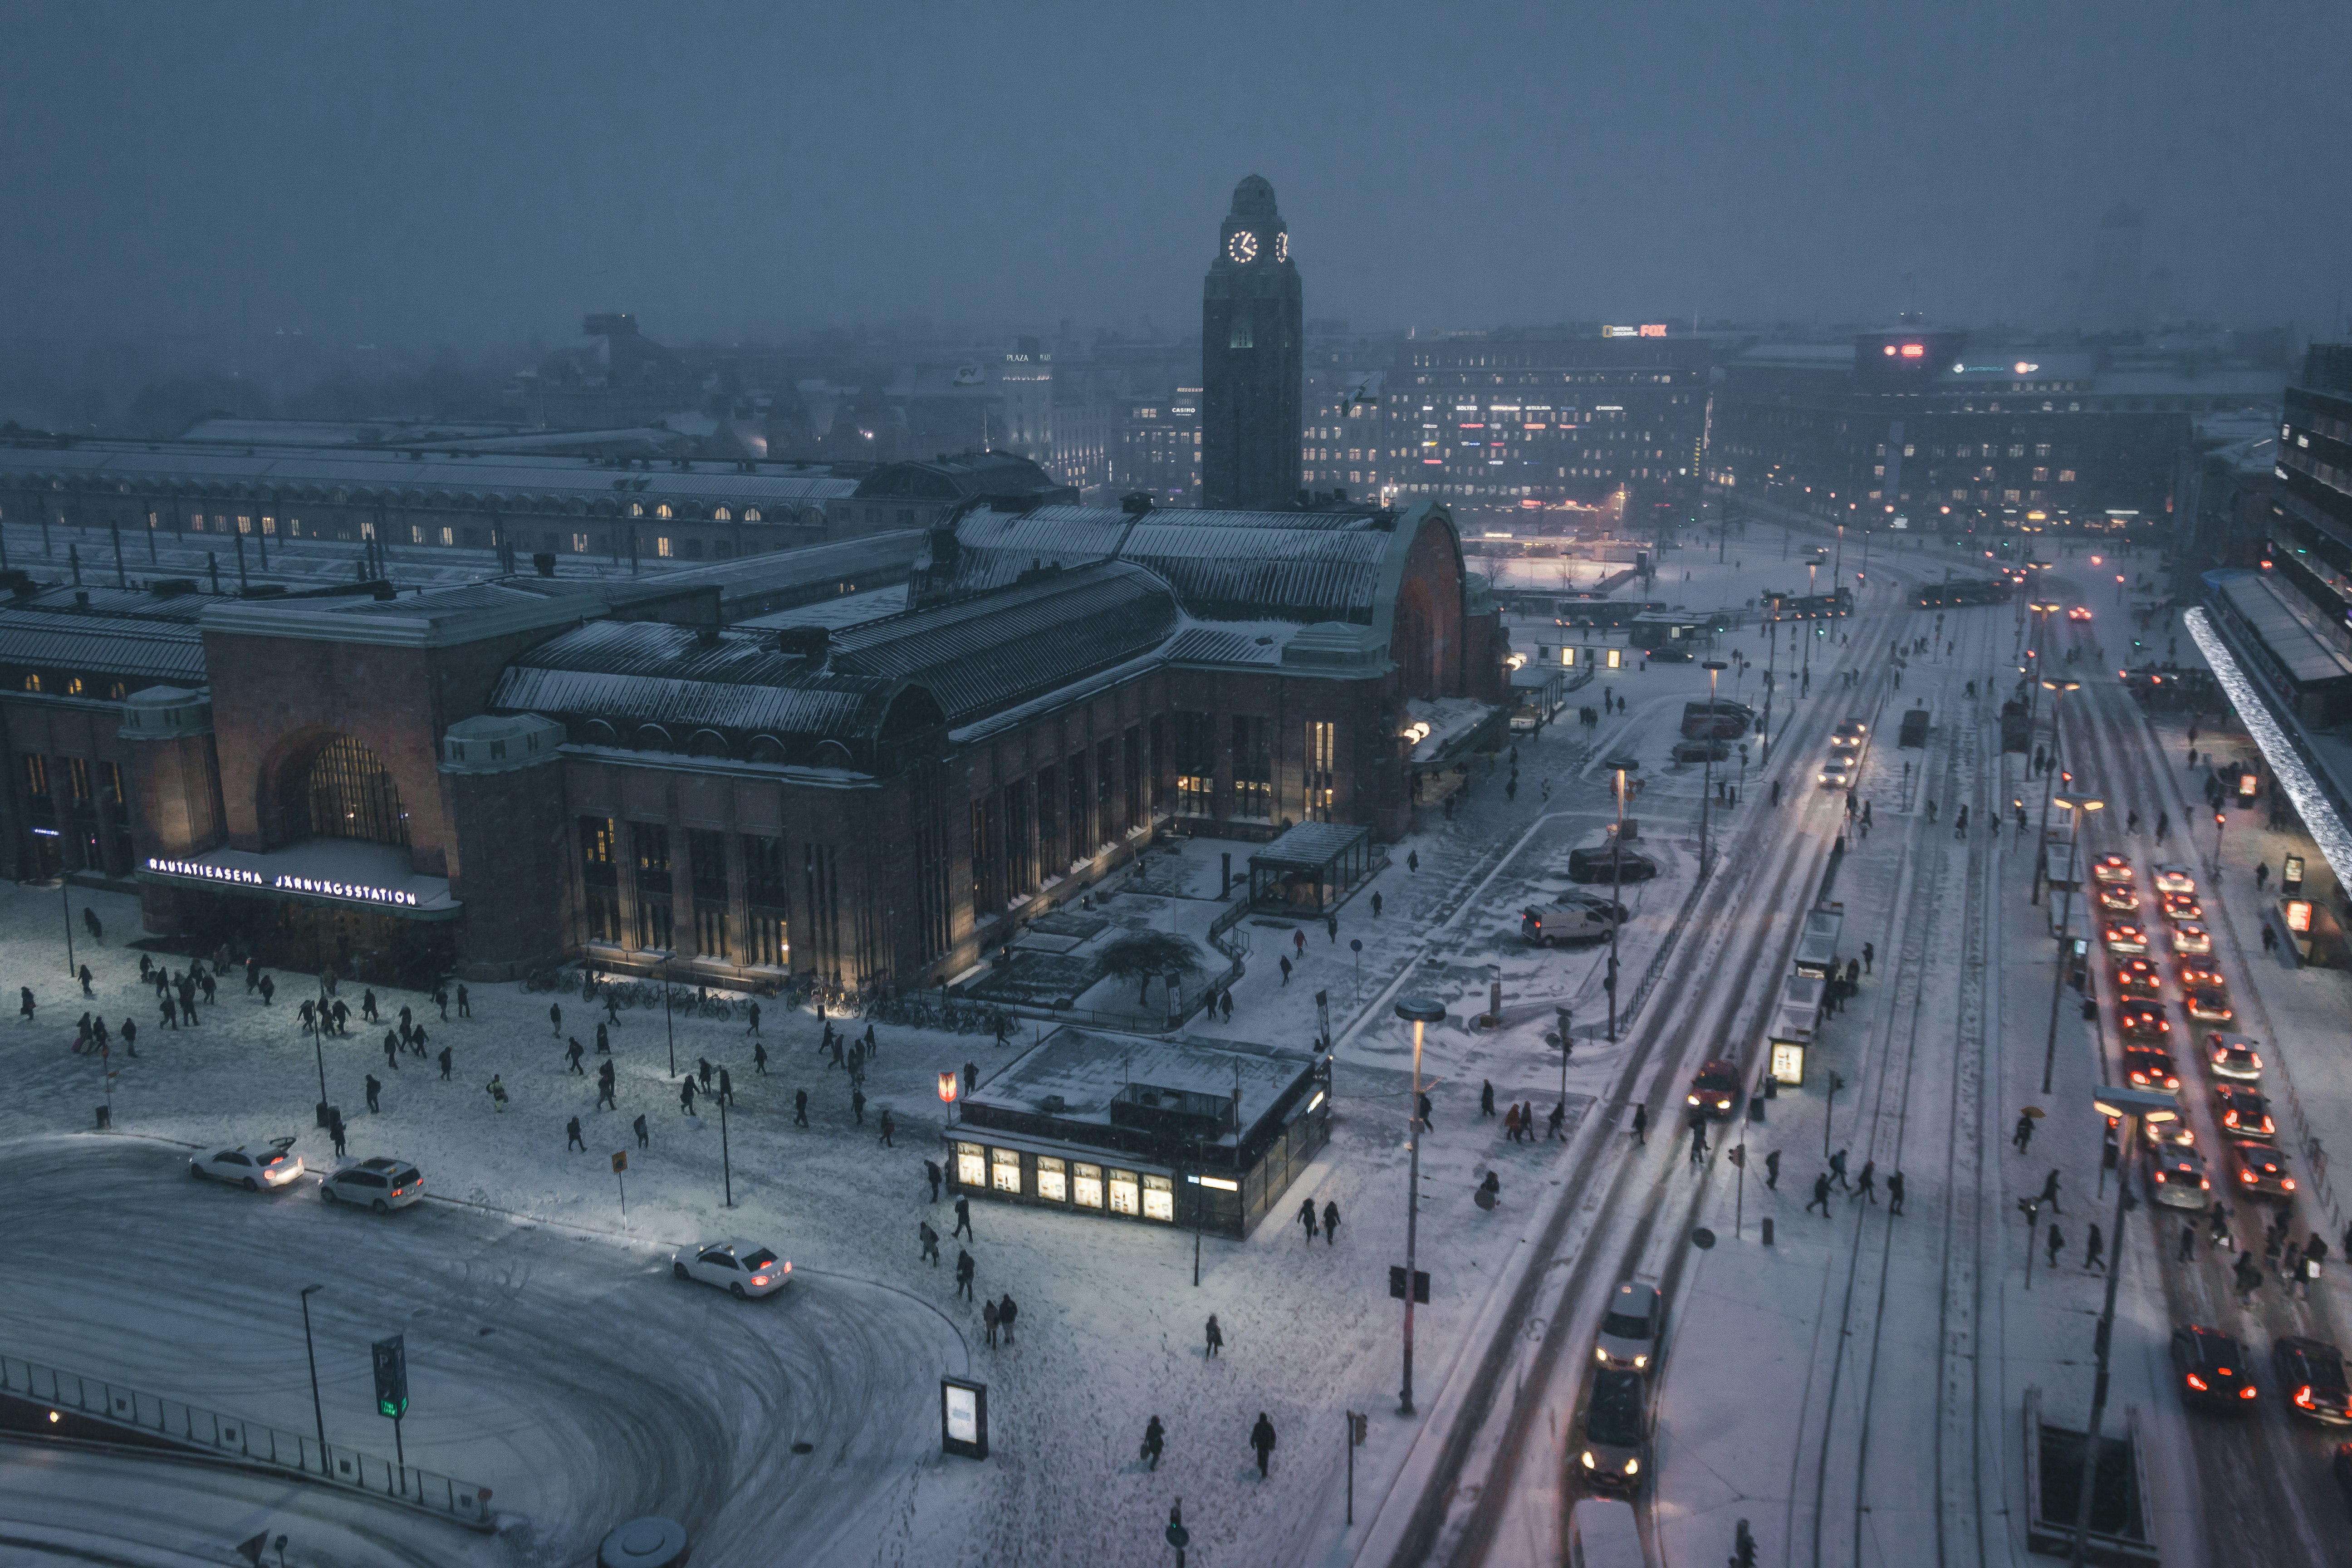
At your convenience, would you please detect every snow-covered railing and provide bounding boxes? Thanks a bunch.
[0,1352,496,1531]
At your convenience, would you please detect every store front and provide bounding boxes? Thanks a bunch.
[137,844,460,988]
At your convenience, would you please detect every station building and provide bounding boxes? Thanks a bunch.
[0,497,1504,990]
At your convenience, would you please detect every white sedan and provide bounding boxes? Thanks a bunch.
[189,1140,304,1192]
[671,1240,790,1298]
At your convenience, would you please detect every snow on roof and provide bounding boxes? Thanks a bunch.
[969,1028,1314,1133]
[0,607,206,682]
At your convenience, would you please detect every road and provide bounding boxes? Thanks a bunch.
[0,1135,963,1567]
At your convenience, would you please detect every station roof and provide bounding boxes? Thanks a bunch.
[0,607,206,683]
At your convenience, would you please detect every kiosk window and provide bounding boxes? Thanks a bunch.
[1142,1173,1174,1222]
[1035,1156,1068,1203]
[1107,1169,1140,1216]
[991,1148,1022,1195]
[955,1142,985,1188]
[1073,1163,1104,1209]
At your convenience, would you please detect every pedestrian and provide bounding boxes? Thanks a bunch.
[77,963,92,997]
[1806,1173,1832,1216]
[1250,1412,1277,1478]
[258,974,275,1006]
[411,1023,427,1056]
[365,1073,382,1113]
[2257,862,2270,892]
[329,1112,348,1157]
[2013,1111,2035,1153]
[434,986,449,1021]
[1504,1102,1523,1143]
[2084,1223,2105,1272]
[2177,1221,2196,1263]
[2264,925,2278,954]
[919,1220,941,1266]
[485,1075,507,1112]
[1846,957,1861,987]
[17,987,30,1022]
[2213,1203,2235,1251]
[567,1116,586,1152]
[456,984,470,1018]
[754,1040,769,1075]
[1547,1100,1565,1139]
[852,1087,867,1126]
[679,1076,697,1115]
[719,1067,734,1107]
[596,1021,611,1055]
[1477,1169,1503,1205]
[1293,928,1306,960]
[955,1249,976,1302]
[794,1088,809,1127]
[1372,891,1384,917]
[1323,1200,1340,1245]
[438,1045,452,1080]
[597,1061,617,1109]
[1142,1415,1165,1471]
[549,1002,562,1036]
[1631,1103,1646,1145]
[1481,1079,1496,1117]
[879,1108,895,1147]
[697,1057,714,1092]
[2039,1167,2063,1215]
[1417,1091,1436,1130]
[1862,941,1874,975]
[1765,1149,1782,1191]
[1326,914,1338,944]
[1829,1148,1850,1190]
[567,1037,586,1075]
[2155,811,2170,843]
[1279,956,1292,985]
[382,1033,401,1071]
[926,1158,943,1201]
[1408,850,1419,873]
[1299,1197,1319,1242]
[1689,1123,1707,1167]
[998,1294,1017,1344]
[634,1113,649,1149]
[1857,1160,1877,1205]
[983,1298,1000,1348]
[120,1018,136,1057]
[1205,1314,1224,1357]
[2045,1223,2064,1269]
[953,1195,974,1240]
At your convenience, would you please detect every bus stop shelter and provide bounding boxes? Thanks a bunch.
[1247,822,1376,915]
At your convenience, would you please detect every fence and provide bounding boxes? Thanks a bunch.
[0,1351,496,1532]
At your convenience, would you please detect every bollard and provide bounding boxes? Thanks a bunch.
[1761,1216,1774,1247]
[94,1103,110,1131]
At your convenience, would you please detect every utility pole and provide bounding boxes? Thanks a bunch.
[298,1285,328,1475]
[1394,997,1445,1415]
[1700,661,1727,872]
[1604,756,1637,1040]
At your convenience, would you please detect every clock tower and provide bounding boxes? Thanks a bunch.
[1201,175,1302,511]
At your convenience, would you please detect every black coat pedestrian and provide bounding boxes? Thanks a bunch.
[1322,1200,1340,1245]
[997,1294,1018,1343]
[918,1220,941,1264]
[1205,1314,1224,1357]
[719,1068,734,1105]
[1765,1149,1782,1189]
[1298,1198,1319,1240]
[1631,1103,1647,1143]
[567,1117,585,1151]
[953,1195,974,1240]
[1480,1080,1496,1116]
[852,1087,866,1125]
[259,975,275,1005]
[1250,1412,1277,1477]
[955,1249,976,1300]
[633,1114,649,1149]
[365,1073,382,1113]
[679,1077,697,1113]
[697,1058,713,1091]
[438,1045,453,1079]
[1142,1415,1165,1470]
[926,1159,943,1200]
[794,1088,809,1126]
[879,1109,896,1147]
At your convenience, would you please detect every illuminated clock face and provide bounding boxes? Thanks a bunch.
[1227,230,1259,264]
[1274,232,1288,264]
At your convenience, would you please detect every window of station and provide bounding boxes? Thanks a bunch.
[742,833,789,968]
[991,1148,1022,1195]
[632,823,673,951]
[956,1141,986,1187]
[1304,719,1335,821]
[1231,716,1272,821]
[1142,1173,1174,1222]
[1073,1162,1104,1209]
[1173,710,1215,816]
[578,816,620,943]
[1035,1156,1068,1203]
[1107,1169,1141,1216]
[296,737,409,847]
[688,828,729,960]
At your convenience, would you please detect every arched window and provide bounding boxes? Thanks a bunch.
[300,737,409,847]
[633,723,673,752]
[656,503,673,519]
[713,506,732,522]
[747,734,786,763]
[743,508,761,523]
[688,729,730,759]
[582,719,621,747]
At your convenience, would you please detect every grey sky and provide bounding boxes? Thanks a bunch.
[3,0,2342,351]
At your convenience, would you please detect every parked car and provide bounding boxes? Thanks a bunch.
[1671,739,1730,765]
[1524,901,1621,946]
[1594,1280,1663,1373]
[189,1139,304,1193]
[320,1156,424,1213]
[671,1240,791,1298]
[1568,846,1659,885]
[2171,1324,2258,1410]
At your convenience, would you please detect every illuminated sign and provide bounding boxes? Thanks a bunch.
[2014,361,2040,374]
[1186,1173,1240,1191]
[145,857,421,908]
[1602,324,1670,338]
[2285,899,2313,935]
[1769,1041,1806,1084]
[1899,343,1925,358]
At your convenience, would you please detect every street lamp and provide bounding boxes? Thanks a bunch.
[1394,995,1446,1416]
[2039,784,2104,1093]
[2070,1083,2179,1567]
[1803,560,1818,691]
[2024,601,2063,727]
[1605,754,1640,1040]
[2031,677,2082,902]
[1700,661,1728,871]
[298,1284,328,1475]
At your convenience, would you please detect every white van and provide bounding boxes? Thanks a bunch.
[1568,1496,1643,1568]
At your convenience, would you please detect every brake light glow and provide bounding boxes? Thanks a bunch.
[2299,1386,2315,1407]
[2284,1178,2297,1190]
[2240,1385,2259,1399]
[2186,1373,2208,1390]
[752,1275,769,1286]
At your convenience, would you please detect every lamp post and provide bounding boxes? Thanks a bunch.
[2024,601,2062,728]
[1605,755,1640,1040]
[2039,784,2104,1093]
[2031,677,2081,903]
[2070,1083,2177,1566]
[1700,661,1727,871]
[1803,560,1818,691]
[1394,995,1447,1416]
[298,1284,328,1475]
[1760,614,1779,764]
[662,953,676,1079]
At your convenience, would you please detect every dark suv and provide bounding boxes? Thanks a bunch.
[2171,1324,2257,1410]
[2274,1338,2352,1426]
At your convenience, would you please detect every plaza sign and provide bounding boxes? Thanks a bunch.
[145,857,421,908]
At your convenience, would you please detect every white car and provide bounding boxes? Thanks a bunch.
[320,1156,424,1213]
[1595,1280,1662,1373]
[189,1139,304,1192]
[672,1240,790,1298]
[2153,863,2196,895]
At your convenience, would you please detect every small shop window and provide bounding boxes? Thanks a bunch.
[990,1147,1022,1195]
[955,1141,985,1188]
[1073,1162,1103,1209]
[1142,1173,1174,1222]
[1035,1156,1067,1203]
[1107,1169,1141,1216]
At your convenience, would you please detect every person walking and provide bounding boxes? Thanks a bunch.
[679,1076,697,1115]
[1372,891,1384,917]
[953,1195,974,1241]
[597,1060,617,1110]
[1322,1200,1340,1245]
[1857,1160,1878,1205]
[2084,1223,2106,1273]
[382,1031,401,1072]
[1293,928,1307,960]
[1250,1412,1277,1479]
[753,1040,769,1075]
[456,984,470,1018]
[18,987,32,1023]
[851,1086,867,1126]
[2045,1222,2065,1270]
[955,1249,976,1303]
[998,1294,1018,1344]
[1142,1415,1165,1471]
[119,1017,136,1058]
[1419,1092,1436,1130]
[438,1045,453,1080]
[983,1298,1000,1348]
[1862,941,1874,975]
[1503,1102,1521,1143]
[549,1002,562,1037]
[1765,1149,1782,1191]
[2039,1167,2063,1215]
[878,1108,896,1148]
[1829,1148,1850,1190]
[567,1116,586,1152]
[718,1067,734,1107]
[918,1220,941,1266]
[1298,1197,1319,1242]
[1887,1170,1905,1215]
[747,1000,761,1036]
[634,1113,649,1149]
[365,1073,382,1114]
[794,1088,809,1127]
[1547,1100,1565,1140]
[926,1159,943,1202]
[1631,1103,1647,1145]
[2013,1111,2035,1153]
[1806,1173,1833,1216]
[566,1037,586,1075]
[697,1057,714,1093]
[596,1020,611,1056]
[485,1075,508,1112]
[329,1112,348,1157]
[1407,849,1419,873]
[1689,1122,1708,1168]
[1326,914,1338,944]
[1205,1314,1224,1358]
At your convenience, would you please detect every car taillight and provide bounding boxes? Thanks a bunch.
[752,1275,769,1286]
[2241,1170,2257,1183]
[2241,1385,2259,1399]
[2186,1373,2208,1390]
[2299,1386,2316,1407]
[2284,1178,2298,1191]
[2200,1179,2210,1189]
[2153,1171,2166,1183]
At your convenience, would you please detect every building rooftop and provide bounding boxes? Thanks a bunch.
[966,1028,1315,1145]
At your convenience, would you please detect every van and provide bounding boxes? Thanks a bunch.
[1568,1496,1643,1568]
[1523,900,1621,946]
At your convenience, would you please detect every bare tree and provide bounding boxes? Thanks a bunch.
[1096,931,1204,1007]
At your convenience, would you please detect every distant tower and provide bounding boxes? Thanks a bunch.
[1201,176,1303,510]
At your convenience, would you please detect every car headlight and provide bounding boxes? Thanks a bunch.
[1581,1450,1597,1469]
[1623,1457,1640,1475]
[1596,1346,1609,1362]
[1687,1094,1700,1105]
[1633,1355,1648,1368]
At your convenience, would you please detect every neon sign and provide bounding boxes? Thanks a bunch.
[145,857,421,907]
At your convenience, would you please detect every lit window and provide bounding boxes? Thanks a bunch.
[1072,1162,1103,1208]
[439,526,454,546]
[712,506,730,521]
[2058,470,2077,483]
[629,503,644,518]
[657,536,673,558]
[20,673,39,693]
[571,533,589,553]
[1142,1173,1174,1222]
[1036,1156,1068,1203]
[991,1148,1022,1195]
[955,1142,985,1187]
[656,504,672,520]
[1107,1169,1141,1216]
[743,508,760,522]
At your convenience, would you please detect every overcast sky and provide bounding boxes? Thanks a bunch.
[4,0,2344,355]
